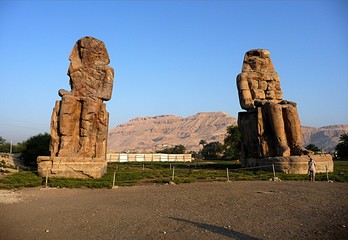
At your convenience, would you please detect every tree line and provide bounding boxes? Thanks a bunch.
[158,129,348,161]
[0,133,50,166]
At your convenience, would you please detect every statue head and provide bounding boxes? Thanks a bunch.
[242,49,275,72]
[68,36,110,70]
[237,49,282,109]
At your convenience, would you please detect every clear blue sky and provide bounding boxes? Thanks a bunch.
[0,0,347,143]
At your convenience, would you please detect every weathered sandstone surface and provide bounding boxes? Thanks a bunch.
[37,36,114,178]
[236,49,333,173]
[236,49,306,158]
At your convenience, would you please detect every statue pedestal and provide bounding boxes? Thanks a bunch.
[242,154,334,174]
[37,156,107,178]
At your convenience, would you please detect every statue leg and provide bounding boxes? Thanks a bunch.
[283,104,309,155]
[80,97,99,157]
[58,95,80,156]
[96,103,108,158]
[50,100,60,157]
[265,103,290,156]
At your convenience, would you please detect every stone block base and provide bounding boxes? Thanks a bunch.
[242,154,334,174]
[37,156,107,178]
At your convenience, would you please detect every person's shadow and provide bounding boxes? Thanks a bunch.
[169,217,261,240]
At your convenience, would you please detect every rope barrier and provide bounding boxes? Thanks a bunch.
[2,161,338,188]
[2,163,282,175]
[228,164,275,171]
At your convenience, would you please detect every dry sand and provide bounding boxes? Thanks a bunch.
[0,181,347,240]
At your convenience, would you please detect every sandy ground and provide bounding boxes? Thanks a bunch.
[0,181,347,240]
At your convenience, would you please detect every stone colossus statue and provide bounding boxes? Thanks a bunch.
[50,36,114,159]
[236,49,308,159]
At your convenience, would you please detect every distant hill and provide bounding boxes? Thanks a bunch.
[108,112,348,153]
[108,112,237,153]
[301,125,348,152]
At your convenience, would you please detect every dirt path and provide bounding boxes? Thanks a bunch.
[0,181,347,240]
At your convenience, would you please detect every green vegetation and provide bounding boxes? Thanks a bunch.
[0,172,42,189]
[20,133,50,166]
[1,160,347,189]
[305,144,321,153]
[223,125,241,160]
[0,136,8,152]
[0,136,26,153]
[199,140,207,147]
[200,142,224,159]
[335,133,348,160]
[156,144,186,154]
[0,133,50,165]
[198,125,241,160]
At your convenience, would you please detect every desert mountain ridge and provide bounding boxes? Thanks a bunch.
[108,112,348,153]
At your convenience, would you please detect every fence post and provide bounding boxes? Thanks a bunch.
[112,171,116,187]
[272,164,276,178]
[172,166,175,181]
[142,163,145,171]
[226,168,230,182]
[45,168,49,188]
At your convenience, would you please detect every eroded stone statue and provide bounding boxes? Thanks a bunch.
[37,36,114,178]
[51,36,114,158]
[236,49,333,173]
[237,49,306,158]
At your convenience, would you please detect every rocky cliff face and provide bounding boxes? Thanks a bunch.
[301,125,348,152]
[108,112,347,153]
[108,112,237,153]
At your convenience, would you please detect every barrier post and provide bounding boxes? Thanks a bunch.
[45,168,49,188]
[112,171,116,187]
[226,168,230,182]
[172,166,175,181]
[272,164,276,178]
[326,165,329,182]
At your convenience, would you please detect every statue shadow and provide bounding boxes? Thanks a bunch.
[169,217,261,240]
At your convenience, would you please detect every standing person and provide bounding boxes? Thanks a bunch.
[308,156,316,181]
